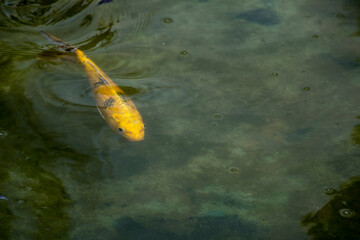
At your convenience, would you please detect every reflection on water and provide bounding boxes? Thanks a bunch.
[0,0,154,55]
[78,25,116,51]
[0,0,93,26]
[302,177,360,240]
[2,0,360,239]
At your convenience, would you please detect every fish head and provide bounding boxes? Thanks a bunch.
[113,114,145,141]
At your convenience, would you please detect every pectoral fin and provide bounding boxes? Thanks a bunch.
[97,106,105,119]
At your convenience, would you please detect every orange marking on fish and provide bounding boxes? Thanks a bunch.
[40,31,145,141]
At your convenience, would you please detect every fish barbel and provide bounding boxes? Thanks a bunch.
[40,31,145,141]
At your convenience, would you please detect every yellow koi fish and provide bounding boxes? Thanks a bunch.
[40,31,145,141]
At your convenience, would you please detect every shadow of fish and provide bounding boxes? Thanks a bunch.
[40,31,145,141]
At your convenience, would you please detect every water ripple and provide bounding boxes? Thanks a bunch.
[0,0,93,27]
[30,67,172,113]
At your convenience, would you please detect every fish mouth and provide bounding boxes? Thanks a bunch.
[128,137,144,141]
[123,130,145,141]
[125,134,144,141]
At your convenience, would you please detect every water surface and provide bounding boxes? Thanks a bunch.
[1,0,360,239]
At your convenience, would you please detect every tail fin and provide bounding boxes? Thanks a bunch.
[40,31,76,53]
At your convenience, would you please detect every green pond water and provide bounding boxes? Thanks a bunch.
[1,0,360,239]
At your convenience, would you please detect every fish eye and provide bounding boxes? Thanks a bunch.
[119,128,123,132]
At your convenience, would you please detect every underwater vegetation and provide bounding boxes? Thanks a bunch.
[351,117,360,146]
[302,177,360,240]
[0,52,90,240]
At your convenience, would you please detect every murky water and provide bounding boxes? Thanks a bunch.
[1,0,360,239]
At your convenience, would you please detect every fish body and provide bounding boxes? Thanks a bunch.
[40,31,144,141]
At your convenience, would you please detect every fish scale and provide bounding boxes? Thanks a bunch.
[40,31,145,141]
